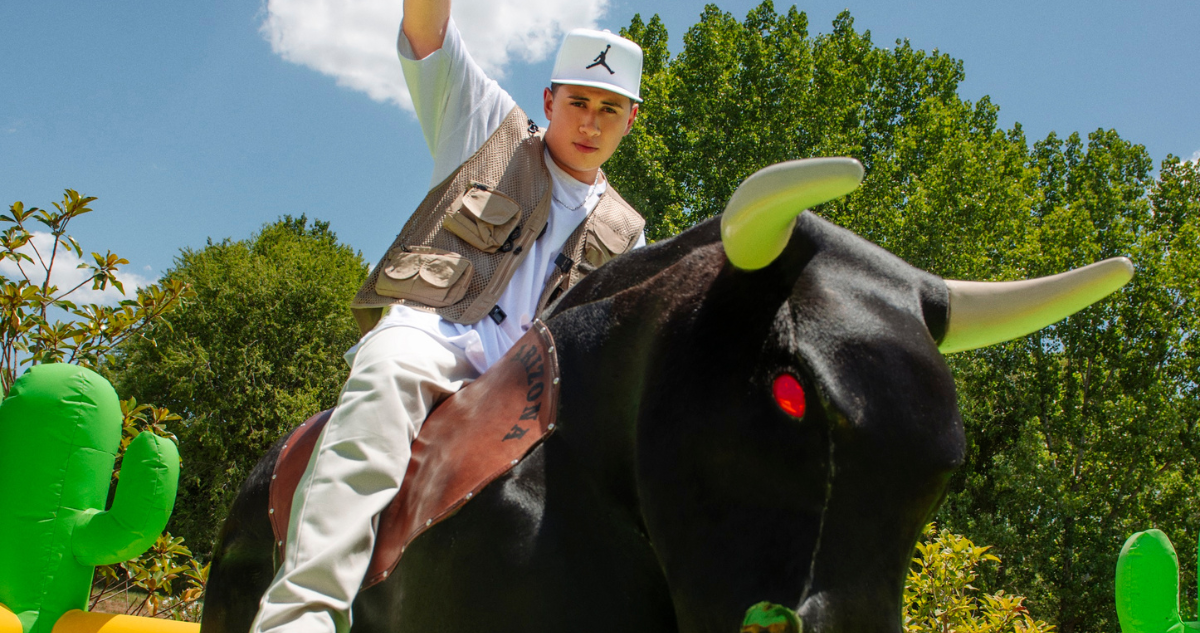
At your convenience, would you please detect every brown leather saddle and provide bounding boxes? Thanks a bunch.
[268,320,560,588]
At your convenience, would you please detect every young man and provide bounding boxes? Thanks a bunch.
[249,1,646,632]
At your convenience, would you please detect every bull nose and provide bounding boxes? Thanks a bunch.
[797,591,904,633]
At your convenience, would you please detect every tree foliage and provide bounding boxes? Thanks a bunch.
[106,216,368,557]
[0,190,193,395]
[943,148,1200,633]
[610,4,1200,631]
[905,525,1053,633]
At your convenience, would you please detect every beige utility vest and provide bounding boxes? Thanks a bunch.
[351,106,645,335]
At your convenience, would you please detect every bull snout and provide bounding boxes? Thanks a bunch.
[786,415,959,633]
[797,589,905,633]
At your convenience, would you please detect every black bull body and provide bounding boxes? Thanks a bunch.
[203,210,977,633]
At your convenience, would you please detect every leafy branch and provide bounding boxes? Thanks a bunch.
[89,533,208,621]
[0,191,195,396]
[904,524,1054,633]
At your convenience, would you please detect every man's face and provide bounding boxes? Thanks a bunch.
[542,84,638,184]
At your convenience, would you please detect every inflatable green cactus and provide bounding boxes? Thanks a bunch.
[0,364,179,633]
[1114,529,1200,633]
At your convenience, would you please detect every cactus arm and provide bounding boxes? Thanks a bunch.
[1116,529,1188,633]
[71,433,180,566]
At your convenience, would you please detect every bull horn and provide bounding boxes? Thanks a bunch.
[721,157,864,270]
[938,257,1135,353]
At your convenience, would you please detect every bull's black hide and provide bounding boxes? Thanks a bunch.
[202,212,964,633]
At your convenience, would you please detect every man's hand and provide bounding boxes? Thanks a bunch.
[403,0,451,59]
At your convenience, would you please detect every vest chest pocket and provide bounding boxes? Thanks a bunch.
[443,184,522,253]
[584,217,632,268]
[376,246,473,307]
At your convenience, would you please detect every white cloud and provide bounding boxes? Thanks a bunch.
[1189,149,1200,165]
[0,232,156,307]
[259,0,609,110]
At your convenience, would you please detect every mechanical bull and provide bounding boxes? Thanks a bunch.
[200,158,1132,633]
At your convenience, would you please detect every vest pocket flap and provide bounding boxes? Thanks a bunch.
[461,187,520,225]
[584,218,632,267]
[444,186,522,253]
[377,247,473,307]
[417,255,468,288]
[384,252,423,280]
[593,218,629,254]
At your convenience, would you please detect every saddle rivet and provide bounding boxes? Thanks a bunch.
[553,377,560,385]
[282,444,288,450]
[548,346,555,353]
[269,508,274,514]
[381,571,388,578]
[465,492,473,499]
[271,474,277,480]
[511,459,519,465]
[426,519,432,527]
[548,423,555,430]
[277,540,283,547]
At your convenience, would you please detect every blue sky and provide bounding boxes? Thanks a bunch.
[2,0,1197,299]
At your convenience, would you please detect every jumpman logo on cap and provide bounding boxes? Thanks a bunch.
[586,45,615,75]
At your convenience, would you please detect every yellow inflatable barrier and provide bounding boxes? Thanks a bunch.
[49,611,198,633]
[3,601,201,633]
[1,604,22,633]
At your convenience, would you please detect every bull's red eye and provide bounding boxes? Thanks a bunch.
[772,374,807,418]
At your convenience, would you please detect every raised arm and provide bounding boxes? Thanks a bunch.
[402,0,451,59]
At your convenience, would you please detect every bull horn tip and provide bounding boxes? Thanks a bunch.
[938,256,1136,354]
[1114,256,1135,279]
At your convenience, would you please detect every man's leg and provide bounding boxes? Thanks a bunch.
[250,325,478,633]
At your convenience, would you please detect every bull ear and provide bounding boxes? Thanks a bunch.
[937,257,1134,353]
[721,158,864,270]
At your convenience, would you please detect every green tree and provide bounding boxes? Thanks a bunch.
[106,216,368,556]
[611,3,976,244]
[609,4,1200,631]
[941,148,1200,633]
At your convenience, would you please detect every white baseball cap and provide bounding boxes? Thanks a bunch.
[551,28,643,103]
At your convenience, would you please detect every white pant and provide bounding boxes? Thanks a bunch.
[250,325,479,633]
